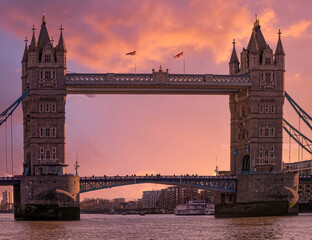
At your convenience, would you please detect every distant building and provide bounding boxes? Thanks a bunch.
[157,187,178,210]
[142,190,161,208]
[1,190,13,210]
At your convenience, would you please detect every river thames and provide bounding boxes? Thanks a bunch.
[0,213,311,239]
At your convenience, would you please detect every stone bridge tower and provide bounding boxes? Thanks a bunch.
[229,18,285,175]
[16,14,80,220]
[215,18,299,217]
[22,14,67,176]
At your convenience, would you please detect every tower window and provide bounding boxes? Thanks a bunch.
[51,128,56,138]
[46,150,51,160]
[46,104,50,112]
[270,128,275,137]
[265,57,271,65]
[45,128,50,138]
[265,73,271,82]
[265,105,269,113]
[52,103,56,112]
[40,147,45,160]
[45,54,51,62]
[52,147,56,160]
[45,71,51,80]
[39,103,44,113]
[259,105,264,113]
[271,105,275,113]
[265,129,269,137]
[259,128,263,137]
[264,149,269,158]
[40,128,44,138]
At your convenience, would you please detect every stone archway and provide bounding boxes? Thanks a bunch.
[241,155,250,172]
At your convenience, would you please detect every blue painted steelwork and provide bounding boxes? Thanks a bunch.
[0,90,29,127]
[79,175,237,193]
[285,92,312,131]
[283,92,312,155]
[0,177,21,186]
[283,119,312,155]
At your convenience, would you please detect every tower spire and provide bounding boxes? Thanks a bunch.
[29,25,37,49]
[22,37,28,62]
[229,39,239,63]
[37,11,51,51]
[57,25,67,52]
[42,9,45,24]
[275,29,285,55]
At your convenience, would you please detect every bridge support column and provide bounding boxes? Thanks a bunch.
[14,175,80,220]
[215,172,299,218]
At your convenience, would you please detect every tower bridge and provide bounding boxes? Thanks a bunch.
[0,14,311,220]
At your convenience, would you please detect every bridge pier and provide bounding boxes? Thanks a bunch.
[215,172,299,217]
[14,176,80,221]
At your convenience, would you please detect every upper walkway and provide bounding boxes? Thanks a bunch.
[65,73,252,95]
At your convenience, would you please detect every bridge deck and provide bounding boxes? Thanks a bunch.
[65,73,252,95]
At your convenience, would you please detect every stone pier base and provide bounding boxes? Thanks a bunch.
[14,175,80,221]
[215,172,299,218]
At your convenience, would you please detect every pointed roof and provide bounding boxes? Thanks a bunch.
[22,37,28,62]
[275,29,285,55]
[29,25,37,50]
[229,39,239,63]
[247,30,259,53]
[37,13,51,51]
[247,17,267,54]
[57,25,67,52]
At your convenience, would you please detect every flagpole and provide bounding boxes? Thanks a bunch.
[135,54,136,74]
[183,52,185,75]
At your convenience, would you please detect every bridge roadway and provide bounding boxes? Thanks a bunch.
[65,73,252,95]
[1,175,311,193]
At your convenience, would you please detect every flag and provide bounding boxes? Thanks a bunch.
[174,51,183,58]
[126,50,136,56]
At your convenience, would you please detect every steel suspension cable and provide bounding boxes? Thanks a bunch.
[11,115,13,175]
[5,121,7,174]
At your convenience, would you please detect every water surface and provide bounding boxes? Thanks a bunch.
[0,213,311,239]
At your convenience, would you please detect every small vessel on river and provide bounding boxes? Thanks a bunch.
[175,200,215,215]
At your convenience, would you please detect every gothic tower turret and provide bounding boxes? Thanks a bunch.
[229,39,239,75]
[275,29,285,71]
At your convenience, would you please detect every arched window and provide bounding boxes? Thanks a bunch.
[241,155,250,172]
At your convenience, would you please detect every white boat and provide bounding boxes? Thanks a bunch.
[175,200,215,215]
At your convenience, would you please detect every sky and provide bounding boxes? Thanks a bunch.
[0,0,311,200]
